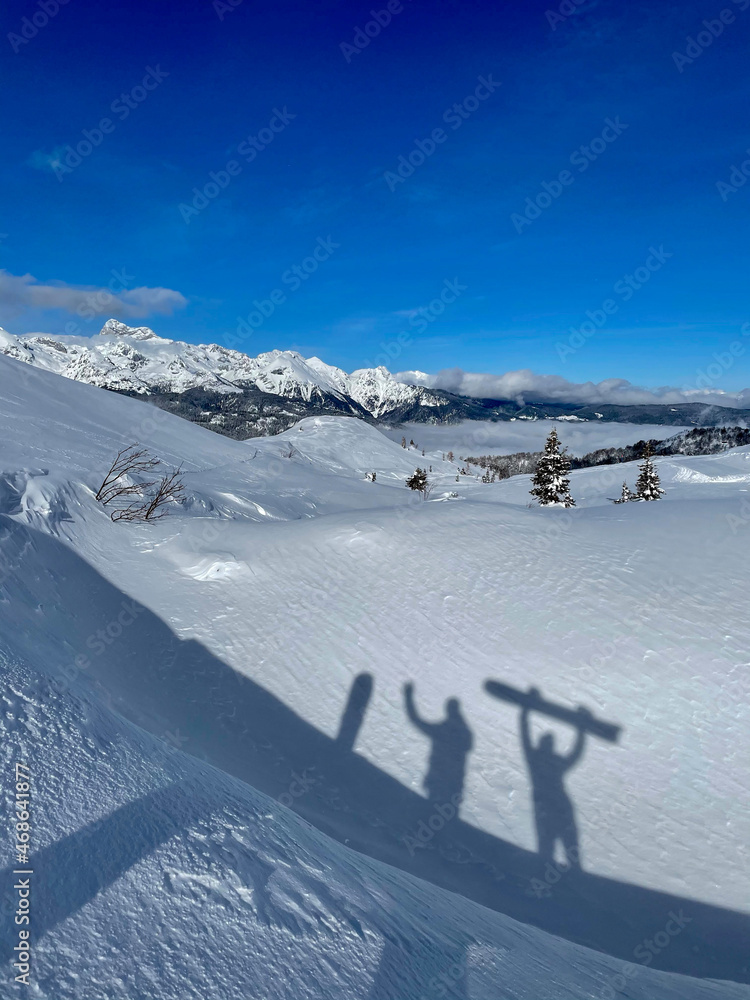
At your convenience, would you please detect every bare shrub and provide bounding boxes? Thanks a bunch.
[110,468,186,522]
[97,445,186,523]
[141,468,186,520]
[95,444,159,505]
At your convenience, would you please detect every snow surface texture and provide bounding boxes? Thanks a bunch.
[0,353,749,998]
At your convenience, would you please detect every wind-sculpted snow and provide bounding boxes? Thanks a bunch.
[0,354,748,997]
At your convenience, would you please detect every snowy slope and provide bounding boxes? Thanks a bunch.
[4,645,746,1000]
[0,319,440,415]
[0,354,749,997]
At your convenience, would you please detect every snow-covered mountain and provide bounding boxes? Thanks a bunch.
[0,319,439,417]
[5,320,750,436]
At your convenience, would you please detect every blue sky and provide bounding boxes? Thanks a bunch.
[3,0,750,390]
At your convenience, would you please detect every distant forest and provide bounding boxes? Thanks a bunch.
[464,426,750,481]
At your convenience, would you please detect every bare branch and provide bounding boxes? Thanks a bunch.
[95,444,160,505]
[110,501,151,522]
[142,468,186,521]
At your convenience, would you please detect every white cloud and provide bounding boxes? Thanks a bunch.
[396,366,750,409]
[0,270,188,319]
[27,148,67,173]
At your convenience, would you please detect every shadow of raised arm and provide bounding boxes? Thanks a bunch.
[403,682,436,736]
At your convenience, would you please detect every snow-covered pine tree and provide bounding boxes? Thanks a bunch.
[529,428,576,507]
[635,445,665,500]
[613,481,636,504]
[405,467,428,497]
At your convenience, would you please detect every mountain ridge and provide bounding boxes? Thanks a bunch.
[3,320,750,435]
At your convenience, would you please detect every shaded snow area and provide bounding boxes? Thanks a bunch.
[0,353,748,999]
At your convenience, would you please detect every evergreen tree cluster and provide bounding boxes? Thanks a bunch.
[524,430,666,507]
[612,447,665,503]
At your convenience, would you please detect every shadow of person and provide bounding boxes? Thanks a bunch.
[403,682,472,811]
[520,691,589,869]
[3,516,749,983]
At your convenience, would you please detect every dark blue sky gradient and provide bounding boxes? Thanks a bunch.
[3,0,750,387]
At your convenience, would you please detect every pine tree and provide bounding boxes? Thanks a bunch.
[529,428,575,507]
[635,445,664,500]
[406,467,429,497]
[613,481,636,504]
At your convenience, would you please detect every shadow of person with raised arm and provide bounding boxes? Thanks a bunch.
[520,688,590,869]
[5,515,749,983]
[403,682,473,811]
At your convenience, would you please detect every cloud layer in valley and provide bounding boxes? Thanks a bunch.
[397,367,750,409]
[381,421,692,458]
